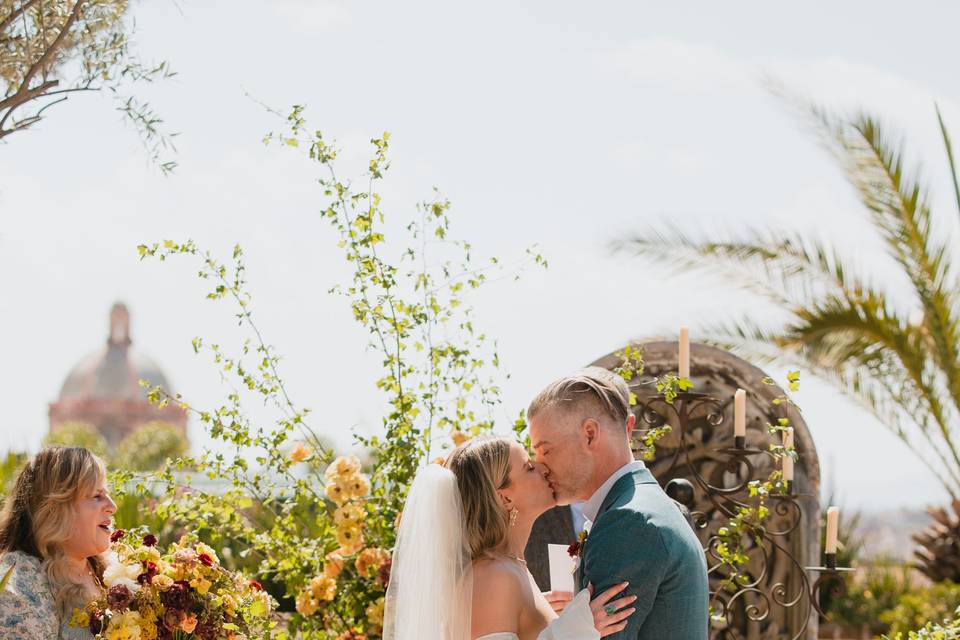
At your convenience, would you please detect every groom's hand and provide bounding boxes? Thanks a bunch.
[542,590,573,613]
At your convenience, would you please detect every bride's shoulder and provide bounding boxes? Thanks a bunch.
[471,557,524,594]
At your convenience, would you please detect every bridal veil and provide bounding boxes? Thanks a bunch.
[384,463,473,640]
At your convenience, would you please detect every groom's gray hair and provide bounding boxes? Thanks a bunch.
[528,366,632,428]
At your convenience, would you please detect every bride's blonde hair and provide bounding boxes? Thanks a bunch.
[445,435,513,560]
[0,446,107,615]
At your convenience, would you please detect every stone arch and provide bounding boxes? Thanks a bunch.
[590,341,821,640]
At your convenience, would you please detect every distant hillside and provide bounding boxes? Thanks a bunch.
[854,508,930,561]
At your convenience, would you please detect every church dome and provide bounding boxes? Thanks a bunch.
[58,303,173,401]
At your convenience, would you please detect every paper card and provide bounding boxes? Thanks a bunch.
[547,543,576,593]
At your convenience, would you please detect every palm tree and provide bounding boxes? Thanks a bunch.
[619,99,960,581]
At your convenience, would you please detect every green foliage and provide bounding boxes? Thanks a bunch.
[881,581,960,637]
[44,422,109,459]
[114,421,188,471]
[0,451,27,499]
[0,0,176,170]
[826,560,913,633]
[131,107,545,637]
[619,102,960,501]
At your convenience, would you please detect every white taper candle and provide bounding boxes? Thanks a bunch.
[825,506,840,554]
[734,389,746,437]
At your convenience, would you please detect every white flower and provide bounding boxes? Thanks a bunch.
[103,560,142,593]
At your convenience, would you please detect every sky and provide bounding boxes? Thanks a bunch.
[2,0,959,511]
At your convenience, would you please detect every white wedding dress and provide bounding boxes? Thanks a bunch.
[475,588,599,640]
[384,465,601,640]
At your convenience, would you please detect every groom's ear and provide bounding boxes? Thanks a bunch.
[582,418,599,446]
[625,413,636,438]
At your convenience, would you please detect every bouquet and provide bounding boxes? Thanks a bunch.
[72,529,274,640]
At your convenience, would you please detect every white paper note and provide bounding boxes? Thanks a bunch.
[547,543,576,593]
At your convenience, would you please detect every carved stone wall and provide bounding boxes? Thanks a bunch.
[590,341,821,640]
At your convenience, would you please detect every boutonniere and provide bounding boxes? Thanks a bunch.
[567,529,588,559]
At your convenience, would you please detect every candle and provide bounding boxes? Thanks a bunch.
[679,326,690,379]
[783,427,794,450]
[825,506,840,554]
[782,451,794,483]
[734,389,746,437]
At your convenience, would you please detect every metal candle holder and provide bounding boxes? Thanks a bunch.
[643,390,852,639]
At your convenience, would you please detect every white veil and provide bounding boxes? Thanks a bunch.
[384,464,473,640]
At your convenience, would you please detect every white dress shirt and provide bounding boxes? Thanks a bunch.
[581,460,646,528]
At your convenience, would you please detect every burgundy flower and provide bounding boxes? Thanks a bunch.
[198,553,214,567]
[137,561,158,585]
[162,609,184,631]
[378,556,392,587]
[567,541,581,557]
[160,580,192,611]
[110,529,125,543]
[142,533,158,547]
[249,579,263,591]
[107,584,134,610]
[88,610,105,635]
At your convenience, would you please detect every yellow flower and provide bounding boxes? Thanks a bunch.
[334,503,365,527]
[326,455,362,481]
[310,574,337,602]
[346,474,371,500]
[366,596,386,635]
[295,591,320,616]
[105,611,142,640]
[289,442,312,463]
[151,574,174,589]
[451,430,469,446]
[323,552,345,578]
[336,525,364,554]
[355,547,389,579]
[69,608,90,629]
[140,619,158,640]
[190,576,212,595]
[221,593,238,617]
[325,479,349,505]
[431,456,446,466]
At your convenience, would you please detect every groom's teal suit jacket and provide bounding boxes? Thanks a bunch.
[577,467,709,639]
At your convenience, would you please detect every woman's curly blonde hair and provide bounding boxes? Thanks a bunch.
[0,446,108,615]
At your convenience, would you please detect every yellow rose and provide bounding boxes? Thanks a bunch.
[346,474,371,500]
[323,552,345,578]
[151,574,174,589]
[289,442,312,463]
[333,503,365,527]
[335,525,364,554]
[295,591,320,616]
[326,455,362,480]
[310,574,337,602]
[221,593,238,617]
[366,596,386,635]
[325,479,349,505]
[355,547,389,579]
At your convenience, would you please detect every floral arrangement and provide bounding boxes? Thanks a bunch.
[71,529,274,640]
[293,455,390,636]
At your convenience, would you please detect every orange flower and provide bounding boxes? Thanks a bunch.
[355,547,390,579]
[323,552,345,578]
[289,442,312,463]
[310,574,337,601]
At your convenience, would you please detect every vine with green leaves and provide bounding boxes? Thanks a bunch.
[125,105,545,638]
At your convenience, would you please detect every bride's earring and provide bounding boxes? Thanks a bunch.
[509,506,518,527]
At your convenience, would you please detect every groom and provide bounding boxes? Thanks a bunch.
[529,367,709,639]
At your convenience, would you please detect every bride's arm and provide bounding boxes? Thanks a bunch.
[471,562,522,639]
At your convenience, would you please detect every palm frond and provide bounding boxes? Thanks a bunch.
[935,102,960,223]
[806,105,960,413]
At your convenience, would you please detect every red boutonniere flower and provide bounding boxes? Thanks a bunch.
[567,529,588,558]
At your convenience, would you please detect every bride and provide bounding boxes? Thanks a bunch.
[384,435,636,640]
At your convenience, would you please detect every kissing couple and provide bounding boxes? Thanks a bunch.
[383,367,710,640]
